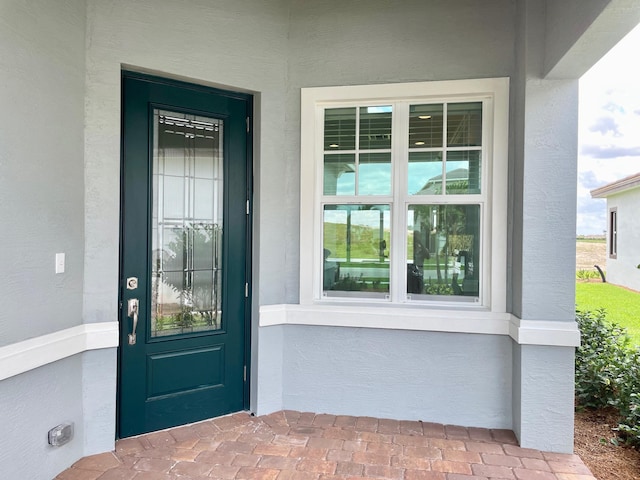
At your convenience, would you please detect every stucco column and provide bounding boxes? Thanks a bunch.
[510,0,578,453]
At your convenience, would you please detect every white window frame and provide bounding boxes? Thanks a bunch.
[300,78,509,322]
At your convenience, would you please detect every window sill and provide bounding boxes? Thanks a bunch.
[259,304,579,347]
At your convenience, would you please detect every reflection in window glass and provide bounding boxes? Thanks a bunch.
[324,106,393,198]
[324,154,356,195]
[409,104,444,148]
[323,205,390,298]
[447,102,482,147]
[359,106,392,149]
[445,151,481,194]
[407,204,480,301]
[359,152,391,195]
[324,108,356,150]
[408,102,482,197]
[408,152,443,195]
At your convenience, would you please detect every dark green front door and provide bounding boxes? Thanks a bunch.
[119,72,251,438]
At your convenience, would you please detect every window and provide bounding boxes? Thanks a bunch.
[609,208,617,259]
[300,79,508,312]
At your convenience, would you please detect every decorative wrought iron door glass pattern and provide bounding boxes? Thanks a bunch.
[151,110,224,337]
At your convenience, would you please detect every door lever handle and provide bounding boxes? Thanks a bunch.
[127,298,139,345]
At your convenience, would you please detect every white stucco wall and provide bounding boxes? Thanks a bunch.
[512,0,579,323]
[0,356,85,479]
[0,0,86,345]
[512,344,575,452]
[606,189,640,291]
[281,326,512,429]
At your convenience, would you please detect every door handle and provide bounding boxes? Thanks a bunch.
[127,298,139,345]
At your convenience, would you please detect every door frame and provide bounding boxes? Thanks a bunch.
[116,70,253,438]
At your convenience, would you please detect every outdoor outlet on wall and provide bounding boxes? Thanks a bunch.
[55,253,65,274]
[48,422,73,447]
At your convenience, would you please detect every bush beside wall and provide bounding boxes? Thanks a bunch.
[576,309,640,446]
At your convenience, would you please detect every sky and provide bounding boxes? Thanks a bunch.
[577,23,640,235]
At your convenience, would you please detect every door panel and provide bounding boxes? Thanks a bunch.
[119,73,251,438]
[146,345,225,399]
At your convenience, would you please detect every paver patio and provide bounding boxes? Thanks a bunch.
[56,411,595,480]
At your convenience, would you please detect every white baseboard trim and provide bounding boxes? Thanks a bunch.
[259,304,580,347]
[0,322,119,381]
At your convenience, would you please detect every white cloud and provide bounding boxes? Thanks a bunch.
[587,116,621,137]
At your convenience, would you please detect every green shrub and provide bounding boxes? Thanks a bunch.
[575,309,640,446]
[424,282,454,295]
[618,393,640,445]
[575,309,630,408]
[333,274,367,291]
[617,348,640,445]
[576,269,602,280]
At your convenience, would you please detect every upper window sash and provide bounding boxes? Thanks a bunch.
[323,105,393,197]
[321,99,490,201]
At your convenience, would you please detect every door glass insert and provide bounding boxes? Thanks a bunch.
[151,110,223,337]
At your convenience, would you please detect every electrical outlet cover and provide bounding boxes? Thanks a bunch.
[48,422,74,447]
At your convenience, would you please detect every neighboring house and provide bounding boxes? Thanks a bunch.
[591,173,640,291]
[1,1,639,478]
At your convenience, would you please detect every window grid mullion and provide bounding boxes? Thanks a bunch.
[315,105,327,299]
[355,107,360,196]
[442,103,448,196]
[392,102,409,303]
[481,97,490,202]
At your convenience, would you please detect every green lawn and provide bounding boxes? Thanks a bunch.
[576,282,640,345]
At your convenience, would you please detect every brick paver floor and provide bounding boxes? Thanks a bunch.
[56,410,596,480]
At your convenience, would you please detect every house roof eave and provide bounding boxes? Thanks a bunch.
[544,0,640,79]
[590,172,640,198]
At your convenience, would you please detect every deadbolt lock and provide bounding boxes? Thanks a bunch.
[126,277,138,290]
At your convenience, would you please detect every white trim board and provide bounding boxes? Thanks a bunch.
[0,309,579,382]
[0,322,119,381]
[259,304,580,347]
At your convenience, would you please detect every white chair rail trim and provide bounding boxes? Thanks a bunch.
[0,309,579,381]
[0,322,119,381]
[259,304,580,347]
